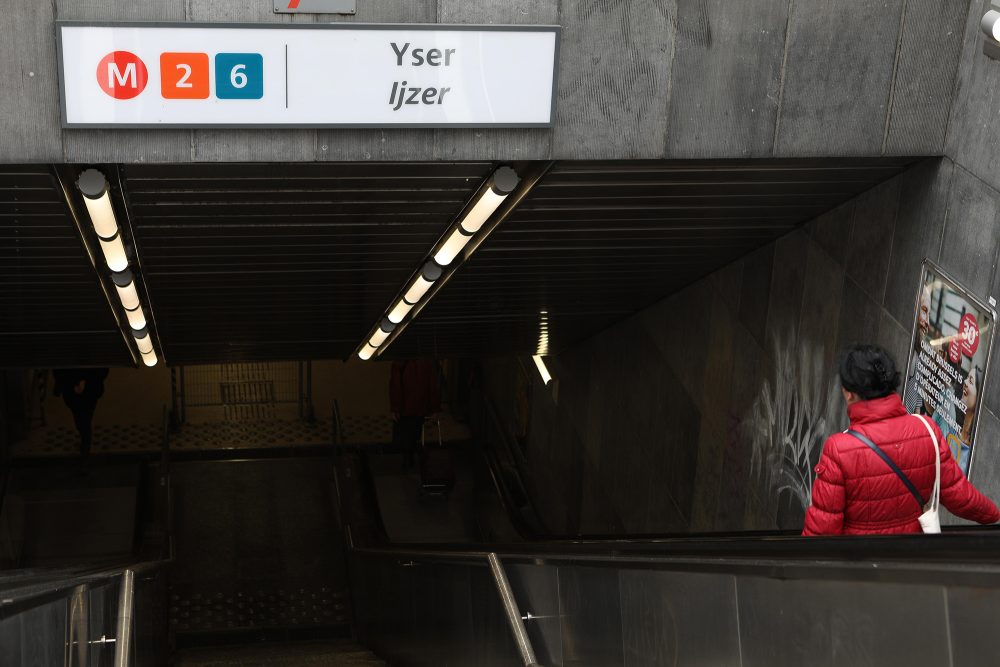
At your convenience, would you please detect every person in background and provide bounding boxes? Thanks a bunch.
[52,368,109,462]
[803,345,999,535]
[390,359,441,469]
[957,366,983,474]
[903,284,933,414]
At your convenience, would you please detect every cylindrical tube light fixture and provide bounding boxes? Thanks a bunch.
[403,262,443,305]
[459,188,508,234]
[111,269,140,311]
[124,306,147,330]
[433,227,474,267]
[357,165,523,360]
[433,166,520,266]
[458,166,519,233]
[387,299,414,324]
[532,355,553,385]
[77,169,119,239]
[134,327,154,355]
[77,168,158,367]
[368,319,396,348]
[98,233,129,272]
[141,348,158,367]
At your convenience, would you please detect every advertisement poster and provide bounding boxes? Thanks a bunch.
[902,261,996,477]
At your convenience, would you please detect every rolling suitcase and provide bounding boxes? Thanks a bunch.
[419,419,455,496]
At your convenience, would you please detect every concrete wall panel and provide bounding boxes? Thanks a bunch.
[805,200,854,266]
[883,0,967,155]
[315,130,436,161]
[0,2,63,162]
[0,0,965,161]
[553,1,676,159]
[882,158,951,325]
[192,130,318,162]
[799,240,845,375]
[666,0,788,158]
[939,166,1000,299]
[55,0,186,20]
[835,275,882,353]
[775,0,904,156]
[845,177,900,304]
[62,130,193,163]
[739,244,774,345]
[764,228,809,348]
[945,0,1000,193]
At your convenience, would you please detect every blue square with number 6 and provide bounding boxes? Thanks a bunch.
[215,53,263,99]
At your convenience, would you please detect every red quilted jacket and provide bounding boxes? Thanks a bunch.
[803,394,1000,535]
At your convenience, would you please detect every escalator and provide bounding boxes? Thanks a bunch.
[335,391,1000,667]
[6,400,1000,666]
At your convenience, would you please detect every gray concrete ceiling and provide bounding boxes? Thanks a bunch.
[0,158,918,367]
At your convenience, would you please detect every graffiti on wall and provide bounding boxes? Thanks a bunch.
[746,338,846,516]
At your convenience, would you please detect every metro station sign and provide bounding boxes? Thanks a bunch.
[56,22,560,128]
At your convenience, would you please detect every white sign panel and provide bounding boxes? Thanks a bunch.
[57,22,560,128]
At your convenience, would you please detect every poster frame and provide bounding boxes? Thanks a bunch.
[904,258,997,478]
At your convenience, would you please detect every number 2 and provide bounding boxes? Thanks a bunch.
[176,63,193,88]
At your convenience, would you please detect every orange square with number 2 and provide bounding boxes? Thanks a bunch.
[160,53,209,99]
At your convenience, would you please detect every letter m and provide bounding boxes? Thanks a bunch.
[108,62,137,88]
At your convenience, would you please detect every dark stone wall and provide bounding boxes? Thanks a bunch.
[484,1,1000,534]
[499,150,1000,534]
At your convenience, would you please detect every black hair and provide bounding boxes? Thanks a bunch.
[839,344,901,400]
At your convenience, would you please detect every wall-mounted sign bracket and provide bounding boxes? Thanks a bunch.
[274,0,356,15]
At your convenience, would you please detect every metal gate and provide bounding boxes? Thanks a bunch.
[172,362,313,423]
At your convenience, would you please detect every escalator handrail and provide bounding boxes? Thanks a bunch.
[479,395,550,535]
[350,525,1000,567]
[0,559,169,613]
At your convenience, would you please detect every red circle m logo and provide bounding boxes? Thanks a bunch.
[96,51,148,99]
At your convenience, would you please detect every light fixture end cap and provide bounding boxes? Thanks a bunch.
[77,169,109,199]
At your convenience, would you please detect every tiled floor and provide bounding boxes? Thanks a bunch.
[174,640,387,666]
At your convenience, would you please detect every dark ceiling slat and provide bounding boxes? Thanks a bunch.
[125,162,494,180]
[110,157,922,362]
[128,189,476,205]
[126,177,492,193]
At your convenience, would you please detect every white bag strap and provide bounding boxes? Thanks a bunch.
[915,415,941,513]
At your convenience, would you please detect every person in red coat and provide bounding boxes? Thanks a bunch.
[803,344,1000,535]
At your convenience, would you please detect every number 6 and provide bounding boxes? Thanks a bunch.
[230,64,247,89]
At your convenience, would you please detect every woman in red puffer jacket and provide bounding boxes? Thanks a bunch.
[803,344,1000,535]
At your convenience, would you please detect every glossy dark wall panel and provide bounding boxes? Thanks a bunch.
[558,566,624,666]
[620,570,741,667]
[353,556,1000,667]
[737,577,950,667]
[947,586,1000,667]
[351,557,520,667]
[0,598,68,667]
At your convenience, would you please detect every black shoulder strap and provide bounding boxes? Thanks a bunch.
[846,429,926,509]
